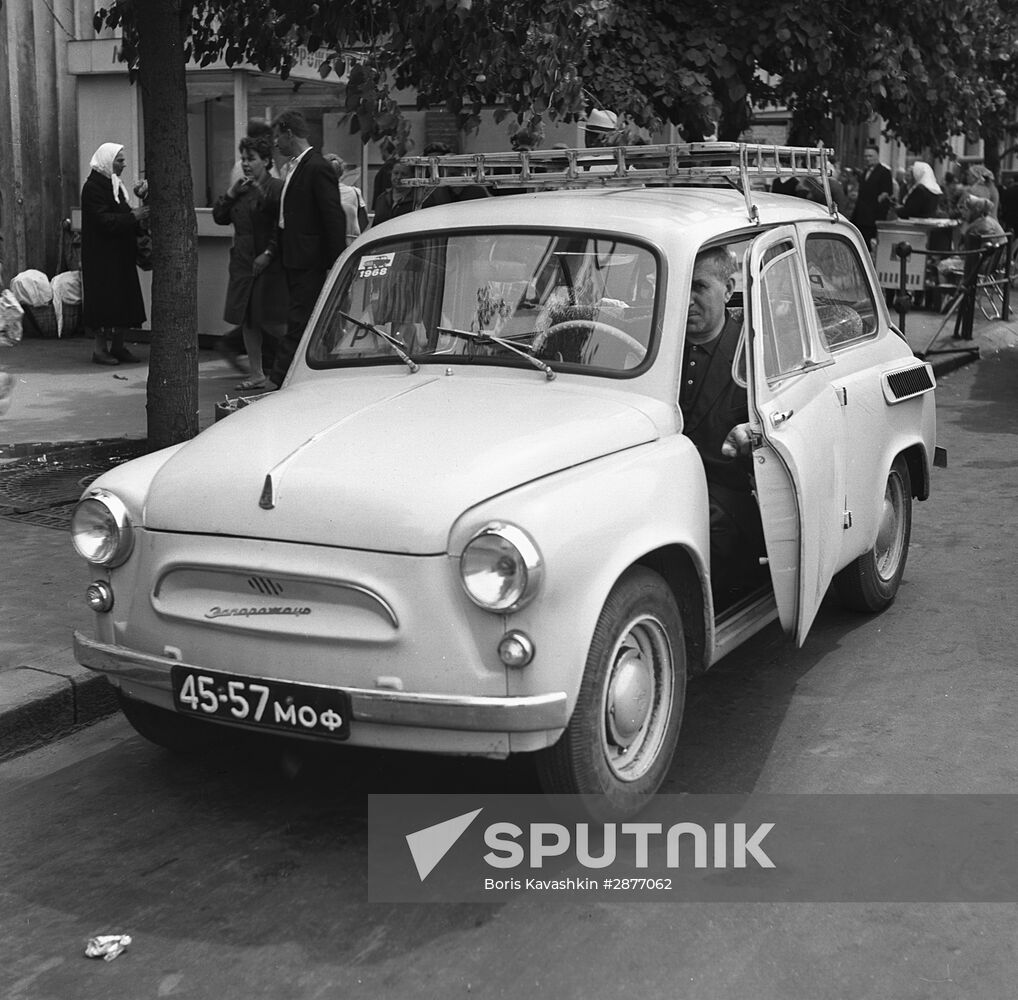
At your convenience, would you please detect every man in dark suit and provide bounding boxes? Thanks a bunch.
[850,143,893,251]
[262,110,347,387]
[679,246,765,604]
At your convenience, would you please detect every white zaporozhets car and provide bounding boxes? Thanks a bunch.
[72,144,942,817]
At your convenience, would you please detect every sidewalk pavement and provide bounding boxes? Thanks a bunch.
[0,333,248,758]
[2,310,1017,760]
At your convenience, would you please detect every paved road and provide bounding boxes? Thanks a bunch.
[2,351,1017,999]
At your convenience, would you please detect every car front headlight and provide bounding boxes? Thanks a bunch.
[459,522,542,612]
[70,490,134,567]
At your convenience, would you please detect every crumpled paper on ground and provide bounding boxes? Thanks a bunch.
[84,934,132,962]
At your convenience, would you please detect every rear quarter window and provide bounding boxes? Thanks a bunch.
[803,234,879,350]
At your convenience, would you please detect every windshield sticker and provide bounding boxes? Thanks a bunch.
[358,253,395,278]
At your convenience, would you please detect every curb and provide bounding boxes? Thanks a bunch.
[925,348,981,379]
[0,436,147,463]
[0,663,117,761]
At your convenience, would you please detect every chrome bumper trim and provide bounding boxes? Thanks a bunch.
[73,631,568,732]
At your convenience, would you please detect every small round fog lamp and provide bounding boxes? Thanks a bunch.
[85,580,114,613]
[498,630,535,668]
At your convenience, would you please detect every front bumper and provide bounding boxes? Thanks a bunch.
[74,631,568,733]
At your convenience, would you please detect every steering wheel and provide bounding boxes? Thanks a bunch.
[532,319,647,361]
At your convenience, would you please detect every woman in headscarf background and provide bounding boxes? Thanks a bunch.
[896,161,943,219]
[80,142,148,365]
[965,164,1000,219]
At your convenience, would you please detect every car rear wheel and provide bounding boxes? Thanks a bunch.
[835,455,912,613]
[117,690,223,753]
[535,567,686,819]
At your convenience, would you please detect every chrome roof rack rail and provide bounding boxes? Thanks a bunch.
[400,141,836,222]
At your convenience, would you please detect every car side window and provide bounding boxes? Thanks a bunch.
[759,241,810,379]
[803,234,878,350]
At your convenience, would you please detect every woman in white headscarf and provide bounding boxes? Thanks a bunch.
[80,142,148,365]
[897,161,943,219]
[965,164,1000,219]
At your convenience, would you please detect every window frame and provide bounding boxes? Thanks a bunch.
[801,229,881,353]
[304,226,667,380]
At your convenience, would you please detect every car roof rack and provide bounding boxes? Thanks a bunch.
[400,142,837,223]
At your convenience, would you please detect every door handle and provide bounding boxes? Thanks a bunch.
[770,409,794,427]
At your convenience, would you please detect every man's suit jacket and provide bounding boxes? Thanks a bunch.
[851,163,893,229]
[680,314,751,495]
[277,148,347,271]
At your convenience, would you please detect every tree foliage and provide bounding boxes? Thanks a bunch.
[574,1,1018,152]
[97,0,1018,156]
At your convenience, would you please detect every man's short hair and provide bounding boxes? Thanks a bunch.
[246,118,271,138]
[695,246,738,283]
[239,134,273,162]
[272,110,310,138]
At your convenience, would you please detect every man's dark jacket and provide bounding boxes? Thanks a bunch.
[680,314,750,495]
[276,148,347,271]
[850,163,893,230]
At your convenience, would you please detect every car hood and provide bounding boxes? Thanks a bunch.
[143,373,659,552]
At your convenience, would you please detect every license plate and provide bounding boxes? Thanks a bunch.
[170,665,350,740]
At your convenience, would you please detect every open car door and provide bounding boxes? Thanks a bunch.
[743,227,847,646]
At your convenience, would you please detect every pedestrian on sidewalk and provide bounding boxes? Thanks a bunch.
[212,134,288,391]
[850,144,893,253]
[80,142,149,366]
[264,110,347,389]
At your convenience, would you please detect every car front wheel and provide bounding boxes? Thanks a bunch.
[117,690,223,753]
[536,567,686,819]
[835,455,912,613]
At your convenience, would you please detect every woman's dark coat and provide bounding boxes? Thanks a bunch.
[898,186,942,219]
[212,178,288,332]
[80,169,146,328]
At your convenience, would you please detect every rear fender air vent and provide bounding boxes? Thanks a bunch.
[882,363,935,404]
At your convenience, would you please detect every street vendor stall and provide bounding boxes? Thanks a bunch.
[874,218,957,296]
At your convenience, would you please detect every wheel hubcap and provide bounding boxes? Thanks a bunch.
[875,472,905,581]
[606,646,654,746]
[601,614,673,782]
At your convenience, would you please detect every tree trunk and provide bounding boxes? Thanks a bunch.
[135,0,199,451]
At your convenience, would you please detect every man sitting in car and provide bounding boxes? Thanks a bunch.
[679,246,765,605]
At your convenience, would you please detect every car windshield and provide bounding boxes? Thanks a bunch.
[306,231,660,376]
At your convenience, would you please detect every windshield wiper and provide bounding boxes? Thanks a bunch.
[336,310,419,373]
[436,327,556,381]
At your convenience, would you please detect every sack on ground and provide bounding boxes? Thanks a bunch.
[10,269,53,308]
[51,270,83,338]
[0,289,24,347]
[21,302,59,339]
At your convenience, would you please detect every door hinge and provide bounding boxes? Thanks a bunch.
[842,510,853,529]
